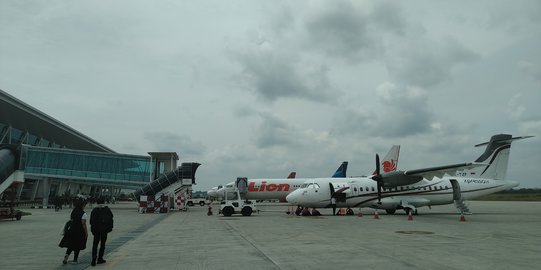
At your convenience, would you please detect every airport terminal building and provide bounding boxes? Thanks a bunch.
[0,89,182,206]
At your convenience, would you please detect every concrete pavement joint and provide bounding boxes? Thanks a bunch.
[223,221,283,270]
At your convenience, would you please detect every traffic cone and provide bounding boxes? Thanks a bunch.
[408,211,413,221]
[207,206,213,216]
[357,209,363,217]
[374,210,379,219]
[459,213,466,222]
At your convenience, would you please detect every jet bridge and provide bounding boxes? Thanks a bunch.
[0,145,20,195]
[133,162,201,201]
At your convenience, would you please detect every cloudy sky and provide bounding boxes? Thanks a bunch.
[1,0,540,190]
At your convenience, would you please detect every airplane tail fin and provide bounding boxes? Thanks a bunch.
[287,172,296,179]
[332,162,348,178]
[373,145,400,175]
[466,134,532,180]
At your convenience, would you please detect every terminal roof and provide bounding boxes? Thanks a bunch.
[0,89,115,153]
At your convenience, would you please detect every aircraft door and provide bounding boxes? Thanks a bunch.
[329,182,346,202]
[334,193,346,202]
[450,179,461,201]
[236,177,248,193]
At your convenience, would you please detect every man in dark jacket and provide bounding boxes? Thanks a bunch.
[89,197,113,266]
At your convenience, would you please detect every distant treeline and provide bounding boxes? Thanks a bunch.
[496,188,541,194]
[476,188,541,201]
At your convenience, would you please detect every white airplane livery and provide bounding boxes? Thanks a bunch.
[209,171,298,202]
[208,171,297,201]
[215,162,349,202]
[286,134,531,215]
[214,145,401,202]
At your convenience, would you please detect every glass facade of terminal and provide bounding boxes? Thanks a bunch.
[2,123,153,189]
[21,146,152,189]
[0,123,62,148]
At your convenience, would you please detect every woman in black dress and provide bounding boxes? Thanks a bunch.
[60,198,88,264]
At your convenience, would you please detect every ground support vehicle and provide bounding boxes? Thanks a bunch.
[0,183,22,220]
[219,177,257,217]
[186,198,209,207]
[0,204,22,220]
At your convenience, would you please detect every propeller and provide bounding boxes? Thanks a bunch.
[329,183,335,199]
[371,154,383,204]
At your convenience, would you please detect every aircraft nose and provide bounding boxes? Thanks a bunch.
[286,190,300,204]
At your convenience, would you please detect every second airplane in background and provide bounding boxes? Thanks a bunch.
[213,145,400,202]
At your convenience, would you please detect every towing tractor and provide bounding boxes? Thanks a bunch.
[220,177,257,217]
[0,183,22,221]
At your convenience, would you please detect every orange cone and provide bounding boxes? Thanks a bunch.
[459,213,466,222]
[374,210,380,219]
[207,206,213,216]
[357,210,363,217]
[408,211,413,221]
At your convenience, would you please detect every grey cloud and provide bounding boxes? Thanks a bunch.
[335,83,433,138]
[233,106,258,119]
[254,113,300,148]
[518,61,541,81]
[144,132,206,156]
[233,48,333,103]
[370,1,407,36]
[507,94,541,135]
[385,37,478,88]
[303,1,380,62]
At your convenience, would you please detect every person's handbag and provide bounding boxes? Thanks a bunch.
[61,220,72,235]
[58,220,72,248]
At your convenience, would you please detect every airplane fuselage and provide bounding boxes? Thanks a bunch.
[286,177,518,210]
[217,179,307,202]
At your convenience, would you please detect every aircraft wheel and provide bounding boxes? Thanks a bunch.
[404,208,412,215]
[385,209,396,215]
[241,206,252,216]
[222,206,234,217]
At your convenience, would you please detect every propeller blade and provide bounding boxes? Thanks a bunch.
[329,182,335,198]
[375,154,380,176]
[373,154,382,204]
[376,182,382,204]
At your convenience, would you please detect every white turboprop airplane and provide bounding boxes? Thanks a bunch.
[206,186,222,201]
[214,145,400,202]
[286,134,531,215]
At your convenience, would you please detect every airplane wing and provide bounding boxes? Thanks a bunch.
[379,162,487,187]
[402,162,486,181]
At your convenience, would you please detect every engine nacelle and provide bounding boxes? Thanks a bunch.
[380,171,422,188]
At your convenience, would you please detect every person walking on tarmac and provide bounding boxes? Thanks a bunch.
[60,198,88,264]
[90,197,114,266]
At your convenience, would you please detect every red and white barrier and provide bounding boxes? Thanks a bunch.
[139,195,169,214]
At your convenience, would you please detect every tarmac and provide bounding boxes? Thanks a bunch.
[1,201,541,270]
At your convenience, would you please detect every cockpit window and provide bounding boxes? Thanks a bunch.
[300,182,320,189]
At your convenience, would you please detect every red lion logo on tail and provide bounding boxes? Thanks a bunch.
[383,160,397,172]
